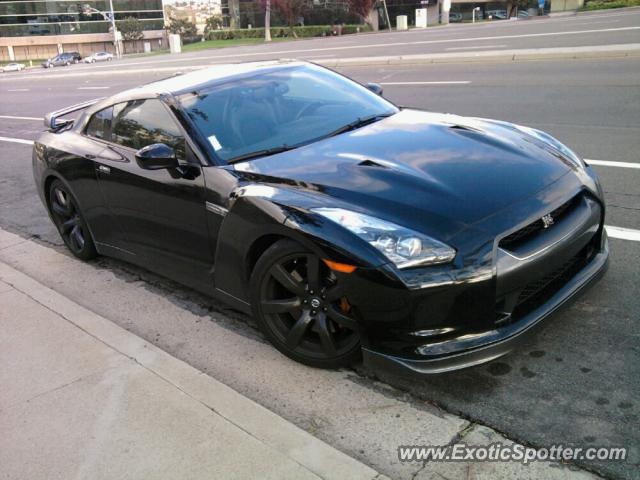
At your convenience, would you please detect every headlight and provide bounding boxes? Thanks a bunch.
[312,208,455,269]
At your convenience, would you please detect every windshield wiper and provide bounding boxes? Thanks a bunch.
[227,145,295,164]
[323,112,395,139]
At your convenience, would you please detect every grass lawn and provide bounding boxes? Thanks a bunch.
[182,37,293,52]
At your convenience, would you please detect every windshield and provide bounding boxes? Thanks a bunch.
[178,64,398,164]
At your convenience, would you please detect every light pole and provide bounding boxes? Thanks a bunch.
[264,0,271,42]
[82,2,121,58]
[472,6,481,23]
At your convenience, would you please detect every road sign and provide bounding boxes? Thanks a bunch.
[538,0,545,8]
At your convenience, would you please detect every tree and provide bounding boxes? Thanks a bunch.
[263,0,309,37]
[204,15,223,36]
[119,16,144,41]
[347,0,376,27]
[166,17,197,37]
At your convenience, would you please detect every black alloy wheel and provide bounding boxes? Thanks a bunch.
[48,180,97,260]
[251,240,361,368]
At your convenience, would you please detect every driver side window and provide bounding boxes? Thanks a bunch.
[112,99,186,160]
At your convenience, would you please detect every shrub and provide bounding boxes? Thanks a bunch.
[582,0,640,9]
[205,24,371,41]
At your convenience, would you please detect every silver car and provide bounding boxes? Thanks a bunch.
[2,62,25,72]
[84,52,114,63]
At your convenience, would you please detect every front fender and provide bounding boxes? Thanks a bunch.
[213,185,389,305]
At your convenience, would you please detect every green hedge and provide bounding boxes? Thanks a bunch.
[582,0,640,9]
[206,24,371,41]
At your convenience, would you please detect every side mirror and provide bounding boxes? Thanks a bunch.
[135,143,178,170]
[366,83,384,96]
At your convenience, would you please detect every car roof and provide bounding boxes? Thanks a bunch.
[121,59,308,98]
[77,60,310,128]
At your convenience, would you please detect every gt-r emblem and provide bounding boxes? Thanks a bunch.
[542,213,554,229]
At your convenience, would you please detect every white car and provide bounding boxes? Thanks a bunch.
[2,63,25,72]
[84,52,114,63]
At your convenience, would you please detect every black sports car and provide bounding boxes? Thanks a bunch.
[33,61,608,374]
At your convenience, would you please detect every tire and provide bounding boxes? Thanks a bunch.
[250,239,361,368]
[48,180,98,261]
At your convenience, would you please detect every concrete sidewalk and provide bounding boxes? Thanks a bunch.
[0,261,383,480]
[0,229,607,480]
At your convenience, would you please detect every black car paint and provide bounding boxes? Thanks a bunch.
[32,63,608,373]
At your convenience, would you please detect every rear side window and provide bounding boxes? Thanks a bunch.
[112,99,185,159]
[85,107,113,141]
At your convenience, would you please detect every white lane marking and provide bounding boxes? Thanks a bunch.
[4,25,638,79]
[446,45,507,50]
[0,115,42,121]
[380,81,471,85]
[0,136,34,145]
[586,159,640,169]
[606,225,640,242]
[7,88,29,92]
[77,86,109,90]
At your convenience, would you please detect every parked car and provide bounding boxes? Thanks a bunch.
[42,51,82,68]
[33,61,609,374]
[2,62,26,72]
[84,51,114,63]
[448,12,463,22]
[487,9,508,19]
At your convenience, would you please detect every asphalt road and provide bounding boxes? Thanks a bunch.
[2,7,640,81]
[1,16,639,479]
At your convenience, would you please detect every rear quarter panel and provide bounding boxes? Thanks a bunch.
[33,130,113,247]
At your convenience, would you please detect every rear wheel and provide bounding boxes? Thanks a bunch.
[48,180,97,261]
[250,239,361,368]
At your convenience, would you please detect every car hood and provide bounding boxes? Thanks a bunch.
[233,109,578,238]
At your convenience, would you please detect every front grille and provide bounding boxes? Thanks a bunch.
[510,242,596,320]
[499,194,582,251]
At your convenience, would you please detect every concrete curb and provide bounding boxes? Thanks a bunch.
[314,43,640,67]
[0,252,385,480]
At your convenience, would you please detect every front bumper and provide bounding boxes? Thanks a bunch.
[362,234,608,375]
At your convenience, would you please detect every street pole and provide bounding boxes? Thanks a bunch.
[381,0,392,31]
[108,0,121,58]
[265,0,271,42]
[472,6,480,23]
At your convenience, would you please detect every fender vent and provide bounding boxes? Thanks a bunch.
[358,159,388,168]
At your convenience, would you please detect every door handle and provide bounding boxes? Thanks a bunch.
[97,165,111,174]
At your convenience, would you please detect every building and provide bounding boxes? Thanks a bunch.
[0,0,167,62]
[164,0,222,34]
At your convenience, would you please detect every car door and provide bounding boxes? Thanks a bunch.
[95,98,214,291]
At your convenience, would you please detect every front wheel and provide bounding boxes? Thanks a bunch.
[48,180,97,261]
[250,239,361,368]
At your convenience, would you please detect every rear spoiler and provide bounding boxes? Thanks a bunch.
[44,97,105,132]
